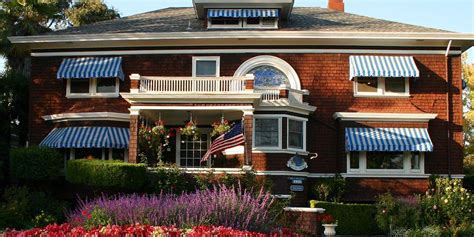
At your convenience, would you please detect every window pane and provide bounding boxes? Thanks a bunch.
[196,60,217,77]
[97,78,117,93]
[255,118,279,147]
[180,134,208,168]
[288,119,303,149]
[249,65,290,87]
[75,148,102,159]
[356,77,378,93]
[112,149,125,161]
[366,152,404,169]
[246,18,260,25]
[411,152,421,170]
[211,18,240,25]
[350,151,359,169]
[385,77,406,93]
[262,18,276,26]
[70,79,90,94]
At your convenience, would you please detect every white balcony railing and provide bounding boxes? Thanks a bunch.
[138,76,250,93]
[255,86,309,104]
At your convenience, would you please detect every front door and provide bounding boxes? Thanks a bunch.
[176,132,210,168]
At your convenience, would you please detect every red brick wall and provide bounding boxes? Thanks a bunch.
[343,178,429,202]
[30,53,463,176]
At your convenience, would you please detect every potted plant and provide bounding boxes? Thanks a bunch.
[318,213,337,237]
[210,119,231,138]
[180,120,200,141]
[138,120,170,164]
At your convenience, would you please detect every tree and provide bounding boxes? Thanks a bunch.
[462,53,474,157]
[66,0,120,27]
[0,0,119,182]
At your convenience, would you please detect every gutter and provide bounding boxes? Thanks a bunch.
[8,31,474,44]
[445,40,452,178]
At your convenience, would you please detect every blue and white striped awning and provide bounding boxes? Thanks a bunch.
[208,9,242,18]
[345,127,433,152]
[207,9,279,18]
[242,9,279,18]
[349,55,420,80]
[57,57,125,80]
[39,127,129,149]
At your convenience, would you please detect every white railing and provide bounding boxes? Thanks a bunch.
[255,86,309,103]
[255,88,280,100]
[139,76,249,93]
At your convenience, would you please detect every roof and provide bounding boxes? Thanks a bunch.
[47,7,448,35]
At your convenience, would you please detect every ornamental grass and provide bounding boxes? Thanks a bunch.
[67,185,276,233]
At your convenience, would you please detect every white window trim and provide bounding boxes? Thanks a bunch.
[243,18,278,29]
[69,148,128,162]
[353,77,410,97]
[66,78,119,98]
[287,117,307,152]
[253,115,283,150]
[346,151,425,175]
[192,56,220,77]
[207,18,243,29]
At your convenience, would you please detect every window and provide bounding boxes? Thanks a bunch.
[253,115,307,152]
[208,18,242,29]
[67,78,119,98]
[349,151,359,169]
[254,118,280,148]
[178,133,209,168]
[411,152,421,170]
[192,57,220,77]
[288,119,304,150]
[248,65,290,88]
[68,148,127,161]
[354,77,409,97]
[366,152,404,169]
[347,151,424,175]
[243,18,278,29]
[208,17,278,29]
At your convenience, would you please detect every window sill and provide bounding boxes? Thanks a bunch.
[343,172,427,178]
[353,94,411,98]
[66,94,120,99]
[252,148,308,155]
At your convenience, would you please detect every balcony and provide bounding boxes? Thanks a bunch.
[120,74,316,113]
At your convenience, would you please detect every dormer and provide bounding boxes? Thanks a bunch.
[193,0,294,30]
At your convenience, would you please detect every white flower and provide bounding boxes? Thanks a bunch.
[444,199,449,204]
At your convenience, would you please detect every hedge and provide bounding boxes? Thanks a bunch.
[66,159,147,190]
[314,201,386,235]
[10,147,63,181]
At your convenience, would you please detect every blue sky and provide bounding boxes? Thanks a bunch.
[1,0,473,72]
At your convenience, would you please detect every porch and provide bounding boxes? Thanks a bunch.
[128,106,255,169]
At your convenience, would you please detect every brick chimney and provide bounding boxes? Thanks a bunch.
[328,0,345,12]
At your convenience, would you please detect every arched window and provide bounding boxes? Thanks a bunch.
[248,65,290,87]
[234,55,301,90]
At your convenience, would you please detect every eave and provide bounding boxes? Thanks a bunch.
[8,31,474,52]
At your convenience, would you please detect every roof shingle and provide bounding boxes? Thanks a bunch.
[48,7,448,35]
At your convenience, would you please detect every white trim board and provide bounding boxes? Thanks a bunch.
[42,112,130,122]
[333,112,438,122]
[31,48,463,57]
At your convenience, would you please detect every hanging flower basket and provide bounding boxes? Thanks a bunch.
[180,120,201,141]
[138,120,170,163]
[210,120,232,138]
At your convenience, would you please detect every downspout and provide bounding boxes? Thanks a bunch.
[445,40,452,178]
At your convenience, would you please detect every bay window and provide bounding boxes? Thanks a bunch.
[253,115,307,152]
[254,118,280,148]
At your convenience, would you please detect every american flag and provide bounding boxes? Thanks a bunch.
[201,122,245,162]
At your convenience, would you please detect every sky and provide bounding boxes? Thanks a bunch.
[0,0,473,72]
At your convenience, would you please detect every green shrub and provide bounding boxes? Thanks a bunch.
[66,159,147,190]
[464,174,474,191]
[10,147,63,181]
[0,186,67,229]
[311,174,346,202]
[313,201,385,235]
[146,165,192,194]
